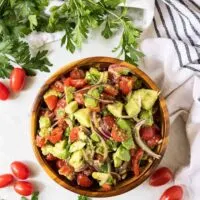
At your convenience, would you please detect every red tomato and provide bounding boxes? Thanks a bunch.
[48,127,63,144]
[74,92,85,105]
[147,134,162,148]
[0,82,9,100]
[58,163,74,176]
[46,154,57,161]
[132,148,144,176]
[140,126,155,141]
[104,85,118,96]
[36,135,47,148]
[77,173,93,188]
[0,174,14,188]
[149,167,173,186]
[56,160,66,169]
[57,118,68,130]
[63,77,71,86]
[11,161,30,180]
[70,79,87,89]
[14,181,33,196]
[70,68,85,79]
[111,124,126,142]
[160,185,183,200]
[10,68,26,92]
[101,183,112,191]
[51,80,64,92]
[56,98,66,109]
[119,76,133,95]
[44,95,58,111]
[69,127,79,142]
[103,115,115,130]
[130,148,136,157]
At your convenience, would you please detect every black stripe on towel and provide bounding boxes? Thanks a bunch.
[153,18,161,37]
[190,0,200,11]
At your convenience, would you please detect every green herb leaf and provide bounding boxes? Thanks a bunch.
[31,191,39,200]
[78,195,91,200]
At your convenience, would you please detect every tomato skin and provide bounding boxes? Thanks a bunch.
[58,163,74,177]
[56,160,66,169]
[11,161,30,180]
[69,127,79,142]
[0,82,9,100]
[51,80,64,92]
[0,174,14,188]
[132,148,144,176]
[147,134,161,148]
[44,95,58,111]
[46,154,57,161]
[70,68,85,79]
[10,68,26,92]
[111,124,126,142]
[36,135,47,148]
[48,127,63,144]
[103,115,115,130]
[64,77,87,89]
[104,85,118,96]
[77,173,93,188]
[160,185,183,200]
[149,167,173,187]
[14,181,33,196]
[119,76,133,95]
[140,126,155,141]
[101,183,112,191]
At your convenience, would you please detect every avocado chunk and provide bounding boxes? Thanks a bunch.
[92,172,113,186]
[113,153,122,168]
[107,102,123,118]
[39,116,51,129]
[65,101,78,114]
[69,150,85,172]
[44,89,62,99]
[64,86,75,103]
[84,88,100,108]
[122,138,136,150]
[51,140,69,159]
[39,128,51,137]
[90,132,100,142]
[117,119,131,134]
[139,109,154,126]
[74,108,91,128]
[125,92,141,117]
[85,67,101,84]
[69,141,86,153]
[115,145,130,162]
[41,144,53,156]
[78,131,87,141]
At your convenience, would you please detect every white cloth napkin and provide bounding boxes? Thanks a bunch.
[0,0,200,200]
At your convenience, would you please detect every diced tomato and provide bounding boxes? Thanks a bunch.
[48,127,63,144]
[140,126,155,141]
[101,183,112,191]
[111,124,126,142]
[59,163,74,177]
[132,148,144,176]
[104,85,118,96]
[56,160,66,169]
[57,118,68,130]
[77,173,93,188]
[46,154,57,161]
[56,98,66,109]
[51,80,64,92]
[130,148,136,157]
[74,91,85,105]
[119,76,133,95]
[70,68,85,79]
[63,77,71,86]
[70,79,87,89]
[146,134,161,148]
[36,136,47,148]
[44,95,58,111]
[69,127,79,142]
[103,115,115,130]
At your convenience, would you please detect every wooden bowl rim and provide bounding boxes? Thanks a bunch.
[31,56,169,197]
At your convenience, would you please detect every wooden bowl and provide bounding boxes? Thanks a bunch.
[31,57,169,197]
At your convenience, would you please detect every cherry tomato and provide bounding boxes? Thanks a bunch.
[140,126,155,141]
[69,127,79,142]
[74,91,85,105]
[0,82,9,100]
[51,80,64,92]
[104,85,118,96]
[77,173,93,188]
[160,185,183,200]
[147,134,161,148]
[103,115,115,130]
[0,174,14,188]
[132,148,144,176]
[70,68,85,79]
[56,160,66,169]
[149,167,173,186]
[10,68,26,92]
[48,127,63,144]
[101,183,112,191]
[14,181,33,196]
[111,124,126,142]
[46,154,57,161]
[36,135,47,148]
[11,161,30,180]
[119,76,133,95]
[58,163,74,177]
[44,95,58,111]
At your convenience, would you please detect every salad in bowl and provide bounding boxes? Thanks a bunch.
[32,57,169,197]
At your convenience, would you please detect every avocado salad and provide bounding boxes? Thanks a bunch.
[36,64,162,190]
